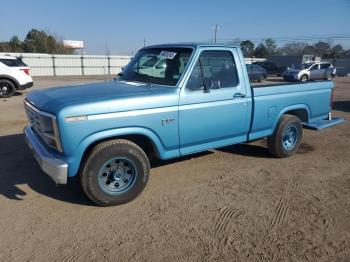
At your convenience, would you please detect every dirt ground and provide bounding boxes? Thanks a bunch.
[0,76,349,262]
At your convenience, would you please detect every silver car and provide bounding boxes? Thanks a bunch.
[283,62,336,82]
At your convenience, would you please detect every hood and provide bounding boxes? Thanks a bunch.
[26,80,170,113]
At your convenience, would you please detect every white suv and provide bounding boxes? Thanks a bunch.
[0,55,33,98]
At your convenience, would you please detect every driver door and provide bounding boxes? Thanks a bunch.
[179,49,250,155]
[309,64,322,79]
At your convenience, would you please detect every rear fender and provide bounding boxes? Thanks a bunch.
[272,104,311,132]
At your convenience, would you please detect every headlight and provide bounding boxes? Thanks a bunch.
[24,101,63,152]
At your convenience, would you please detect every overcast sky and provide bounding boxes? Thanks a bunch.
[1,0,350,54]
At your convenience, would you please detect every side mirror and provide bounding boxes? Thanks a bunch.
[203,79,212,93]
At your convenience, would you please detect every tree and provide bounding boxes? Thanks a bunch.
[343,49,350,58]
[0,42,10,52]
[254,43,268,58]
[20,29,74,54]
[9,36,23,52]
[240,40,255,57]
[302,45,318,56]
[328,44,344,59]
[279,42,307,56]
[313,41,331,57]
[265,38,277,56]
[23,29,49,53]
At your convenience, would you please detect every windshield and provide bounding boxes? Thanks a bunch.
[117,48,193,86]
[293,63,313,70]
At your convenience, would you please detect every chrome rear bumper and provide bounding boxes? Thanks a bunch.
[24,126,68,184]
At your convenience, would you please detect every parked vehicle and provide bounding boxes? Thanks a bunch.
[0,55,33,98]
[24,43,345,206]
[138,55,167,77]
[246,64,267,82]
[283,62,336,82]
[266,55,320,71]
[252,61,286,76]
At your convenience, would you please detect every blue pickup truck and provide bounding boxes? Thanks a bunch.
[24,43,344,206]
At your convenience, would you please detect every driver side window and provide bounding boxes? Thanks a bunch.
[186,50,238,91]
[310,64,319,70]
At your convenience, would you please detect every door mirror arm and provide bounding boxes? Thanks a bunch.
[203,82,210,93]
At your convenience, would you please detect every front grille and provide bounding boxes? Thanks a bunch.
[25,101,42,135]
[24,100,62,152]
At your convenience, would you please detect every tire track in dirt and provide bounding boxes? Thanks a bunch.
[203,205,244,255]
[270,197,289,229]
[62,250,84,262]
[212,206,241,238]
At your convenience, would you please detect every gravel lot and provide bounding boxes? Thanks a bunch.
[0,76,349,261]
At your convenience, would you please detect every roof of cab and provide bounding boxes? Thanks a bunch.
[143,42,238,49]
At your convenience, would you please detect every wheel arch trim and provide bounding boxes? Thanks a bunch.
[272,104,310,132]
[67,127,179,177]
[0,74,20,89]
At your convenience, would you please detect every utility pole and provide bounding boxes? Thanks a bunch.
[143,38,146,47]
[213,24,219,43]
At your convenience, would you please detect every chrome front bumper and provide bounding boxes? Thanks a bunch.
[24,126,68,184]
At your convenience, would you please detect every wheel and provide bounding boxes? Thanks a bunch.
[300,74,308,82]
[257,74,264,82]
[267,115,303,158]
[80,139,150,206]
[0,79,16,98]
[326,73,334,80]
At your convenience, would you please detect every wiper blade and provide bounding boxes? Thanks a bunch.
[114,72,124,82]
[136,73,152,87]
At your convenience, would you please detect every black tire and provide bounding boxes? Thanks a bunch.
[267,115,303,158]
[258,74,264,82]
[300,74,308,82]
[80,139,150,206]
[326,73,334,81]
[0,79,16,98]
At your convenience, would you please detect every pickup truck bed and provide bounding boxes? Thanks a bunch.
[250,81,334,140]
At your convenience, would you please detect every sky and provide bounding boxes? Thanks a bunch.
[1,0,350,54]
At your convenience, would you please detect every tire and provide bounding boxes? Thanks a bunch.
[0,79,16,98]
[326,73,334,80]
[258,74,265,82]
[267,115,303,158]
[300,74,308,82]
[80,139,150,206]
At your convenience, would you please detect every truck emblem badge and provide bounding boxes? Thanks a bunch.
[162,118,175,125]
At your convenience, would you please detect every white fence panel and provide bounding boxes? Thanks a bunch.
[0,52,132,76]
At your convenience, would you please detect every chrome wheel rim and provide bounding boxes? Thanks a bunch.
[0,83,10,96]
[98,157,137,195]
[282,125,298,150]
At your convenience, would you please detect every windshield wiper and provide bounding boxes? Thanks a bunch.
[114,72,124,82]
[136,73,152,87]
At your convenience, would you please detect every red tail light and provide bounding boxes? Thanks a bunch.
[20,68,30,75]
[330,88,334,109]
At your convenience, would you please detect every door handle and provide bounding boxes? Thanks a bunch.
[233,93,245,99]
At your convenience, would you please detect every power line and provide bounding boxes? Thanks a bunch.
[218,33,350,44]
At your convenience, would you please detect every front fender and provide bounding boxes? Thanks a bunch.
[66,127,180,177]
